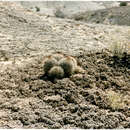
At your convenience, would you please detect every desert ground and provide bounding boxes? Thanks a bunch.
[0,2,129,128]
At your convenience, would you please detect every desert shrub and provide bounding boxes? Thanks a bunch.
[120,2,127,6]
[111,41,128,59]
[35,6,40,12]
[54,8,65,18]
[109,38,129,68]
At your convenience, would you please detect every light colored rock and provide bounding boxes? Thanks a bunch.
[43,95,62,102]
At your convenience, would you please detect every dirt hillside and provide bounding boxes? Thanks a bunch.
[71,6,130,26]
[0,2,130,129]
[20,1,119,17]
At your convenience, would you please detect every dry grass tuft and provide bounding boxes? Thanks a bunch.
[107,90,125,110]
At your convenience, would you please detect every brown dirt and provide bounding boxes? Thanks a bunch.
[0,50,129,129]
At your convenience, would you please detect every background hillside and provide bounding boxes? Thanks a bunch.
[71,5,130,26]
[20,1,119,17]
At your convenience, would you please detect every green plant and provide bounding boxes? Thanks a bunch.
[43,56,57,74]
[54,8,65,18]
[35,6,40,12]
[48,66,64,79]
[59,56,77,77]
[43,53,84,79]
[120,2,127,6]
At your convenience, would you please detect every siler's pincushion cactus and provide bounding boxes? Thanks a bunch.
[59,56,77,77]
[43,56,57,74]
[48,66,64,79]
[43,53,84,79]
[52,53,64,61]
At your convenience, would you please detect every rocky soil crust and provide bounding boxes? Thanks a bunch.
[0,2,130,129]
[0,50,130,128]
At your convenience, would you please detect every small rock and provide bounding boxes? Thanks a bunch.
[43,95,62,102]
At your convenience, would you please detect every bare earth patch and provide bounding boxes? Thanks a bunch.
[0,50,129,129]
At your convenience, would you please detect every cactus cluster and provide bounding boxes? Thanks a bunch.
[43,53,84,79]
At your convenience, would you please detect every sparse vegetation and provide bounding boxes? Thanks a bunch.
[109,39,129,68]
[59,56,77,77]
[48,66,64,79]
[1,2,130,129]
[107,90,125,110]
[54,8,65,18]
[120,2,127,6]
[43,53,84,79]
[35,6,40,12]
[1,49,130,128]
[43,56,57,74]
[110,41,128,59]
